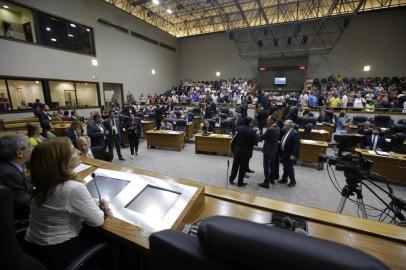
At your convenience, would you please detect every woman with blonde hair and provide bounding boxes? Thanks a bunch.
[24,137,110,269]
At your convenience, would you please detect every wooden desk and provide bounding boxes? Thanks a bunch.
[193,116,202,133]
[0,130,28,137]
[79,158,406,269]
[347,124,358,134]
[145,130,185,151]
[186,122,193,138]
[355,148,406,184]
[215,125,221,134]
[195,133,232,156]
[300,139,328,170]
[51,123,71,136]
[141,121,154,138]
[299,128,330,142]
[316,123,335,142]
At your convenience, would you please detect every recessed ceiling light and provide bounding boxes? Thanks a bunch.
[363,65,371,72]
[68,34,74,37]
[46,27,51,31]
[50,38,57,42]
[152,0,159,5]
[35,81,40,84]
[92,59,98,66]
[86,28,90,32]
[151,69,156,75]
[166,9,173,14]
[216,71,221,77]
[70,23,76,28]
[3,5,9,9]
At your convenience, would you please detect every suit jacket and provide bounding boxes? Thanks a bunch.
[103,117,122,139]
[37,111,51,126]
[91,146,113,162]
[64,128,79,147]
[0,161,32,219]
[261,124,280,157]
[280,129,300,160]
[362,134,385,150]
[87,122,106,147]
[125,118,141,136]
[231,126,257,155]
[317,115,332,124]
[256,109,269,127]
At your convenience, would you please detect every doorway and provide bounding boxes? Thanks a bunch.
[103,83,123,111]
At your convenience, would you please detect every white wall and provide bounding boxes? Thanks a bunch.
[0,0,178,104]
[178,33,257,81]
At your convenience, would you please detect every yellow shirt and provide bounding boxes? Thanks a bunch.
[28,137,38,147]
[330,97,341,108]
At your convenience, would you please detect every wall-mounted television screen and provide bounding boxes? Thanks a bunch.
[274,77,287,85]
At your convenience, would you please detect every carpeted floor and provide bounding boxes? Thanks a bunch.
[111,139,406,221]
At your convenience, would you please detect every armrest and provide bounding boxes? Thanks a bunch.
[63,242,109,270]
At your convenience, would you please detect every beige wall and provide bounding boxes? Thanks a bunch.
[7,80,44,110]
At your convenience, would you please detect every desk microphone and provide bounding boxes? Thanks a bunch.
[91,173,102,202]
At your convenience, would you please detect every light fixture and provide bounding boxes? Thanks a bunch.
[86,28,90,32]
[68,34,74,37]
[166,8,173,14]
[363,65,371,72]
[35,81,40,84]
[3,5,9,9]
[46,27,51,31]
[70,23,76,28]
[151,69,156,75]
[50,38,57,42]
[92,59,98,66]
[152,0,159,5]
[85,82,88,85]
[216,71,221,77]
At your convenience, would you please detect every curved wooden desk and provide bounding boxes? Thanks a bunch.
[78,157,406,269]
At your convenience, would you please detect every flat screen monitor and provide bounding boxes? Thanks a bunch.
[86,176,130,201]
[274,77,287,85]
[125,186,180,220]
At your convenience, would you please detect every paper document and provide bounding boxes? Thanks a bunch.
[73,164,93,173]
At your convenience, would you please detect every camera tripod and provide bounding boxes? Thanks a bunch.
[336,179,367,218]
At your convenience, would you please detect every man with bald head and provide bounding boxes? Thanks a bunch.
[76,136,113,162]
[279,120,300,187]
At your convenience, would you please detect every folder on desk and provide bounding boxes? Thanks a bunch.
[375,150,389,156]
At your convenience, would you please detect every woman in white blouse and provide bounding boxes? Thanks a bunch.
[24,137,111,269]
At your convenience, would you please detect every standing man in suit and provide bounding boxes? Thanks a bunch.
[37,104,52,137]
[279,120,300,187]
[256,107,269,136]
[362,127,385,150]
[229,117,257,187]
[0,135,33,220]
[258,116,281,188]
[104,111,125,161]
[87,113,106,148]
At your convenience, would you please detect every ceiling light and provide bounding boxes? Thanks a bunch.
[152,0,159,5]
[46,27,51,31]
[166,9,173,14]
[92,59,98,66]
[86,28,90,32]
[151,69,156,75]
[363,65,371,72]
[3,5,9,9]
[68,34,74,37]
[70,23,76,28]
[216,71,221,77]
[35,81,40,84]
[50,38,57,42]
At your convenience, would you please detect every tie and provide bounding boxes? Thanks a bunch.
[372,135,377,150]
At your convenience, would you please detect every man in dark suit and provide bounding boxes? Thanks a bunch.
[76,136,113,162]
[361,127,385,150]
[256,107,269,136]
[37,104,52,137]
[258,116,281,188]
[0,135,33,220]
[104,111,125,161]
[63,121,80,148]
[279,120,300,187]
[317,110,332,124]
[87,113,106,148]
[229,117,257,187]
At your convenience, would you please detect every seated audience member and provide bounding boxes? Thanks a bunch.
[335,111,348,134]
[317,110,331,123]
[76,136,113,162]
[64,121,80,147]
[0,135,33,220]
[358,121,373,135]
[62,110,71,121]
[42,123,56,140]
[24,138,111,269]
[87,113,106,148]
[27,123,45,147]
[71,110,80,121]
[365,100,375,112]
[361,127,385,150]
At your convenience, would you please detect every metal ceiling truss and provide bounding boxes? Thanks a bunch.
[104,0,406,37]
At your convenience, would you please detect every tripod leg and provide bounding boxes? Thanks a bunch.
[357,198,368,219]
[337,197,347,213]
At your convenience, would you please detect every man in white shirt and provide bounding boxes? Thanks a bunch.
[341,93,348,108]
[298,91,309,107]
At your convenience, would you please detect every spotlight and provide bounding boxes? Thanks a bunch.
[166,9,173,14]
[3,5,9,9]
[70,23,76,28]
[46,27,51,31]
[152,0,159,5]
[50,38,57,42]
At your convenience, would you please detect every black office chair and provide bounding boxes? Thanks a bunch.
[206,119,216,133]
[174,111,182,119]
[192,108,202,116]
[373,115,392,128]
[389,124,406,135]
[398,119,406,126]
[136,112,144,118]
[303,123,314,140]
[390,133,406,154]
[0,185,110,270]
[324,111,336,123]
[149,216,389,270]
[220,120,234,134]
[353,116,368,126]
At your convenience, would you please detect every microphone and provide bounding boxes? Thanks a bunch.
[91,173,102,202]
